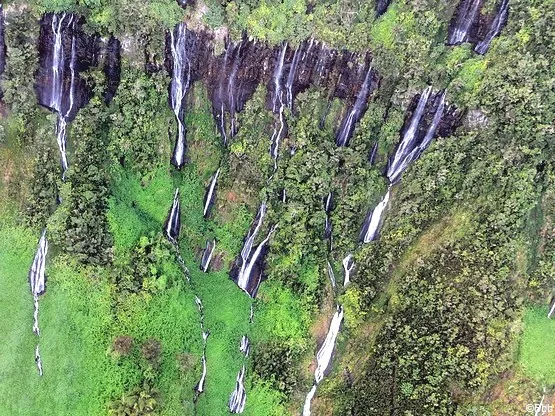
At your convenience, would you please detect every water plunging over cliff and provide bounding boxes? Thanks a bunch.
[168,23,192,169]
[36,13,98,178]
[447,0,510,52]
[269,43,288,168]
[203,168,220,218]
[164,189,181,243]
[29,229,48,376]
[230,203,277,297]
[0,5,6,99]
[200,239,216,273]
[335,64,375,147]
[447,0,483,45]
[475,0,509,54]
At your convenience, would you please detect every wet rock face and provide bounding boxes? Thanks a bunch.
[211,36,270,143]
[35,13,99,121]
[0,5,6,98]
[447,0,509,53]
[400,89,462,142]
[164,27,380,146]
[376,0,391,16]
[103,36,121,104]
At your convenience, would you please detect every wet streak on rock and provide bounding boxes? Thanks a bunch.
[203,168,220,218]
[475,0,509,54]
[447,0,510,52]
[36,13,99,177]
[230,203,277,297]
[376,0,392,16]
[0,5,6,99]
[103,36,121,104]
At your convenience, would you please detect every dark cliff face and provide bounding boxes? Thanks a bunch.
[35,13,99,121]
[103,36,121,104]
[0,5,6,99]
[376,0,392,16]
[447,0,509,52]
[400,89,462,141]
[164,29,380,146]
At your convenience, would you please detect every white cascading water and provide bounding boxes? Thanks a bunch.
[342,254,355,287]
[29,229,48,375]
[200,239,216,273]
[194,296,210,394]
[548,299,555,319]
[387,86,432,184]
[303,305,344,415]
[475,0,509,54]
[269,43,288,169]
[360,188,391,243]
[335,65,373,147]
[203,168,220,218]
[227,41,243,137]
[285,43,302,109]
[448,0,483,45]
[169,23,191,169]
[228,365,247,413]
[50,13,76,178]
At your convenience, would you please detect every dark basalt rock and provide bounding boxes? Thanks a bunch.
[0,5,6,99]
[35,13,99,121]
[103,36,121,104]
[176,0,194,8]
[447,0,510,53]
[376,0,392,16]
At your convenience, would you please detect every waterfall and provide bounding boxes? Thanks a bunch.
[286,43,302,109]
[475,0,509,54]
[169,23,192,169]
[194,297,210,394]
[228,365,247,413]
[239,335,250,357]
[359,189,391,243]
[342,254,355,287]
[387,86,432,184]
[335,65,374,147]
[447,0,483,45]
[369,141,378,165]
[203,168,220,218]
[548,298,555,319]
[324,192,333,241]
[387,89,445,184]
[200,239,216,273]
[29,229,48,375]
[303,305,344,414]
[269,43,288,169]
[227,41,243,137]
[327,260,336,288]
[50,14,74,178]
[164,189,181,243]
[0,4,6,97]
[231,203,277,297]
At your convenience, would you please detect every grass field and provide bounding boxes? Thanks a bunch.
[519,306,555,386]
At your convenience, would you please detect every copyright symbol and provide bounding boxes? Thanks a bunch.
[526,404,535,413]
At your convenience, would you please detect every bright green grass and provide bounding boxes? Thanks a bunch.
[519,306,555,385]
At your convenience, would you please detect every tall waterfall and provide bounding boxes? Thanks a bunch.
[335,65,374,147]
[303,305,345,415]
[230,203,277,297]
[203,168,220,218]
[475,0,509,54]
[447,0,483,45]
[52,14,74,178]
[0,4,6,98]
[169,23,192,169]
[269,43,288,169]
[29,229,48,376]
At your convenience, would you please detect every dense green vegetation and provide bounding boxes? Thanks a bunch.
[1,0,554,415]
